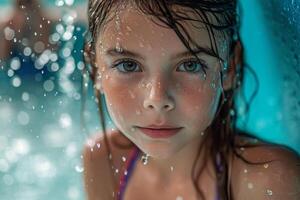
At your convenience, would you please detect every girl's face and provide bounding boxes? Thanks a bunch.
[95,7,228,158]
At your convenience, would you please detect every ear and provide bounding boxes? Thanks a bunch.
[222,41,243,91]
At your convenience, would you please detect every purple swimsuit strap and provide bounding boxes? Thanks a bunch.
[117,145,140,200]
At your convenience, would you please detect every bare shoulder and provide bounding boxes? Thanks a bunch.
[231,133,300,200]
[82,130,134,200]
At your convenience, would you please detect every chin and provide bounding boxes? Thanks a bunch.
[139,143,181,160]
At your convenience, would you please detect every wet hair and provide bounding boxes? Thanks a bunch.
[83,0,278,199]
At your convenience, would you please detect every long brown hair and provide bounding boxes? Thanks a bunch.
[82,1,279,199]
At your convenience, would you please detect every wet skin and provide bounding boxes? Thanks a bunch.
[83,4,300,200]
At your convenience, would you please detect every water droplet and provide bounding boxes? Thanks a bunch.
[170,166,174,171]
[244,169,248,173]
[12,76,21,87]
[135,110,141,115]
[122,156,126,162]
[115,168,119,173]
[96,143,101,148]
[141,153,149,165]
[247,182,253,189]
[176,196,184,200]
[266,189,273,196]
[43,80,55,92]
[75,165,84,173]
[22,92,30,101]
[263,164,269,168]
[17,111,30,125]
[124,170,128,175]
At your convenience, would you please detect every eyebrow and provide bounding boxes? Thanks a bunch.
[105,46,216,60]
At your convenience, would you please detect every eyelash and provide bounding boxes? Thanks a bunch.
[111,58,208,75]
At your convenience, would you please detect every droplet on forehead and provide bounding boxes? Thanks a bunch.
[115,42,123,53]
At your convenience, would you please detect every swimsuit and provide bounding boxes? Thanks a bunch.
[117,146,222,200]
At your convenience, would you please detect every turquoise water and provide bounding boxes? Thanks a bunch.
[0,0,299,199]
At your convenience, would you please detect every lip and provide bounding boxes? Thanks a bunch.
[137,126,182,138]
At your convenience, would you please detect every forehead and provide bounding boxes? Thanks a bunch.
[97,6,214,54]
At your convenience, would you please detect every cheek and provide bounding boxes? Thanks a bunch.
[102,75,139,125]
[179,76,222,125]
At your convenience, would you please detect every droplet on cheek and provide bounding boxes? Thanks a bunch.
[247,182,254,189]
[128,90,136,99]
[146,82,152,89]
[135,110,141,115]
[266,189,273,196]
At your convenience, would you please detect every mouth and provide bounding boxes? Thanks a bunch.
[136,126,182,138]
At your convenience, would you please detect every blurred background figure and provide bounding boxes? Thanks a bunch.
[0,0,57,79]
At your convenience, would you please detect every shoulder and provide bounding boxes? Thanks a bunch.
[82,130,134,200]
[231,133,300,200]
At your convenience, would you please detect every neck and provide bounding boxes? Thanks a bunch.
[139,127,214,185]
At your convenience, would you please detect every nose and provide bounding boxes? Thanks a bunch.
[143,78,175,112]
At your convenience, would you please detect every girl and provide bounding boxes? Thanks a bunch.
[82,0,300,200]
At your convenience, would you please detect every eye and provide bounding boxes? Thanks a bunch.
[177,59,207,74]
[112,59,141,73]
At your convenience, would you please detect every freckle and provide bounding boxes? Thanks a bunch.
[247,182,253,189]
[263,164,269,168]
